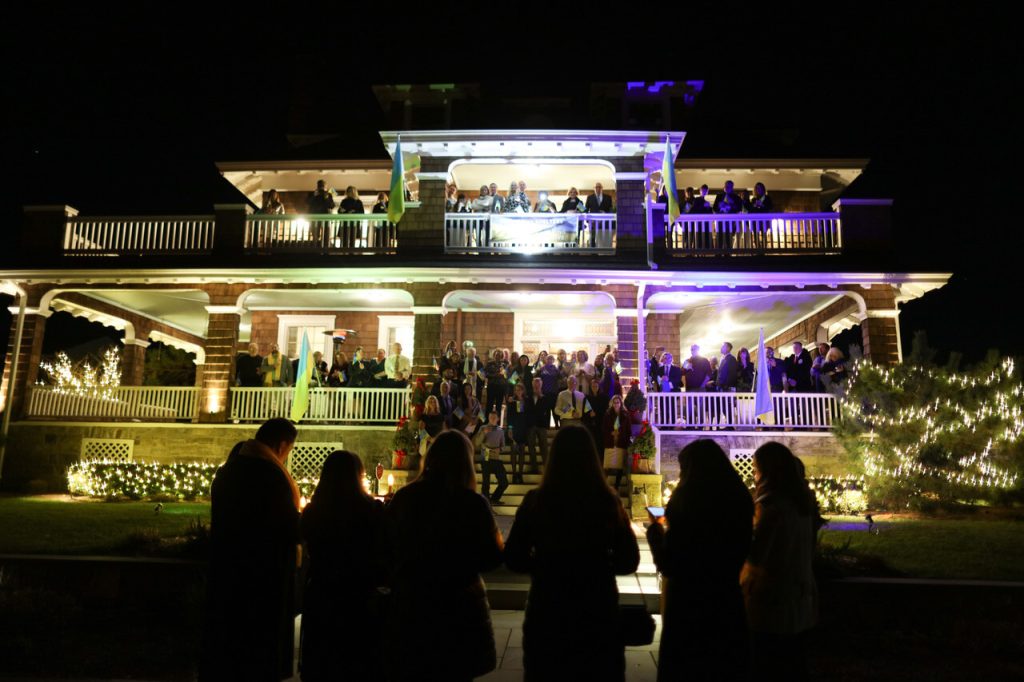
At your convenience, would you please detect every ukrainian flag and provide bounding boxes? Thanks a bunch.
[662,135,680,223]
[387,136,406,224]
[290,331,313,422]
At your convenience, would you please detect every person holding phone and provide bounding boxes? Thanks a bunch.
[646,439,753,680]
[601,394,631,492]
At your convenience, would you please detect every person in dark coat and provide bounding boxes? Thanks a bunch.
[504,425,640,682]
[741,442,818,681]
[384,431,504,682]
[584,377,610,451]
[236,342,263,386]
[646,439,754,682]
[202,419,301,682]
[299,450,386,681]
[346,346,374,388]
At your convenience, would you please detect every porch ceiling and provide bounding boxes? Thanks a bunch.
[240,289,414,310]
[443,290,616,314]
[77,290,210,337]
[450,161,616,194]
[647,291,849,352]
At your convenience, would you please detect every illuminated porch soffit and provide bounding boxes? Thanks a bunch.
[380,130,686,159]
[3,268,955,292]
[48,298,134,339]
[237,288,416,311]
[217,160,393,208]
[646,290,854,353]
[441,290,617,316]
[41,290,210,339]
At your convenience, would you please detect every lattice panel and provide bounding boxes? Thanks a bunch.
[80,438,134,463]
[288,442,344,482]
[729,449,755,484]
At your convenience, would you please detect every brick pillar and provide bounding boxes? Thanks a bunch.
[616,314,639,381]
[396,157,451,259]
[119,338,150,386]
[411,308,443,381]
[1,307,50,418]
[858,286,902,365]
[200,308,241,422]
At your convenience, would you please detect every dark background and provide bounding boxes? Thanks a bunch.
[1,9,1019,365]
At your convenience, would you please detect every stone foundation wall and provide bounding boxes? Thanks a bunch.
[658,431,850,483]
[3,422,395,493]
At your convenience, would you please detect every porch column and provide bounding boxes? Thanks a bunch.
[120,322,152,386]
[615,312,639,382]
[613,166,649,259]
[192,360,206,423]
[1,305,50,418]
[411,306,443,381]
[858,286,902,365]
[200,306,242,423]
[395,158,452,258]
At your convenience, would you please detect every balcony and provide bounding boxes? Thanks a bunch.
[645,391,839,429]
[444,212,617,255]
[64,215,216,256]
[662,211,842,256]
[245,214,398,255]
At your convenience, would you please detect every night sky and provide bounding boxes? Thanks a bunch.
[2,10,1019,365]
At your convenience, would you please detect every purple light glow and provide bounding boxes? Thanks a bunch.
[648,81,675,93]
[825,521,875,532]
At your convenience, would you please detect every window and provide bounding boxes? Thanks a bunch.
[277,315,335,360]
[377,315,415,359]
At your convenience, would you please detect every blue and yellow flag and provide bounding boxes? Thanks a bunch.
[662,135,680,223]
[387,136,406,224]
[755,327,776,425]
[290,331,313,422]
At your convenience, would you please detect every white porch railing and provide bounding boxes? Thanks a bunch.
[63,216,216,255]
[26,386,199,421]
[444,213,616,254]
[645,392,839,429]
[246,215,398,254]
[664,212,842,255]
[230,387,410,423]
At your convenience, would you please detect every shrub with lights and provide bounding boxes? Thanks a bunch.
[39,348,122,397]
[68,460,218,500]
[836,340,1023,511]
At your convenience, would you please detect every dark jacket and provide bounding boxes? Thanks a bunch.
[306,190,335,214]
[505,489,639,681]
[737,360,755,392]
[716,353,739,391]
[585,193,614,213]
[235,352,262,387]
[784,349,814,392]
[652,363,684,392]
[299,495,386,681]
[203,442,300,681]
[347,359,374,388]
[385,480,503,681]
[646,474,753,681]
[602,409,632,449]
[683,355,713,391]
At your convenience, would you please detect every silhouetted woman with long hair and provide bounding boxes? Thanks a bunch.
[646,439,754,681]
[299,450,385,681]
[741,442,818,682]
[384,431,504,681]
[505,424,640,681]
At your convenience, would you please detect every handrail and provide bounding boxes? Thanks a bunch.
[230,386,410,423]
[246,214,398,254]
[64,216,216,255]
[26,385,199,421]
[645,391,839,429]
[665,211,842,255]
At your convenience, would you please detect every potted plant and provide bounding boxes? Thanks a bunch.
[391,416,418,469]
[630,420,656,473]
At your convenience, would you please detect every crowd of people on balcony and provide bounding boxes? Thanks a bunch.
[657,179,776,215]
[235,342,414,389]
[646,340,847,397]
[257,181,400,217]
[446,181,614,214]
[205,418,819,681]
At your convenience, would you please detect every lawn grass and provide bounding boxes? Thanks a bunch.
[819,514,1024,582]
[0,495,210,555]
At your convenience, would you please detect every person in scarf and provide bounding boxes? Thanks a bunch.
[201,418,301,681]
[261,342,294,387]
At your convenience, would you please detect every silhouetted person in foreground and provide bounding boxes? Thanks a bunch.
[202,419,300,681]
[505,425,640,681]
[299,450,386,681]
[741,442,818,682]
[646,439,753,681]
[384,430,504,681]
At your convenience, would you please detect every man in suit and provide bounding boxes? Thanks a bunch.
[682,344,713,428]
[554,376,593,426]
[713,180,744,253]
[784,341,814,426]
[714,342,739,428]
[652,352,684,426]
[585,182,614,213]
[437,379,457,427]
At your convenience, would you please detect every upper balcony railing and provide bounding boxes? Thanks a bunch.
[246,214,398,255]
[663,211,842,256]
[444,212,616,255]
[64,215,216,256]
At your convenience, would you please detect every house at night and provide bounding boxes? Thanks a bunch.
[0,81,950,509]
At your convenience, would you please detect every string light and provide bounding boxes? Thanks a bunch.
[39,348,122,399]
[839,356,1022,496]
